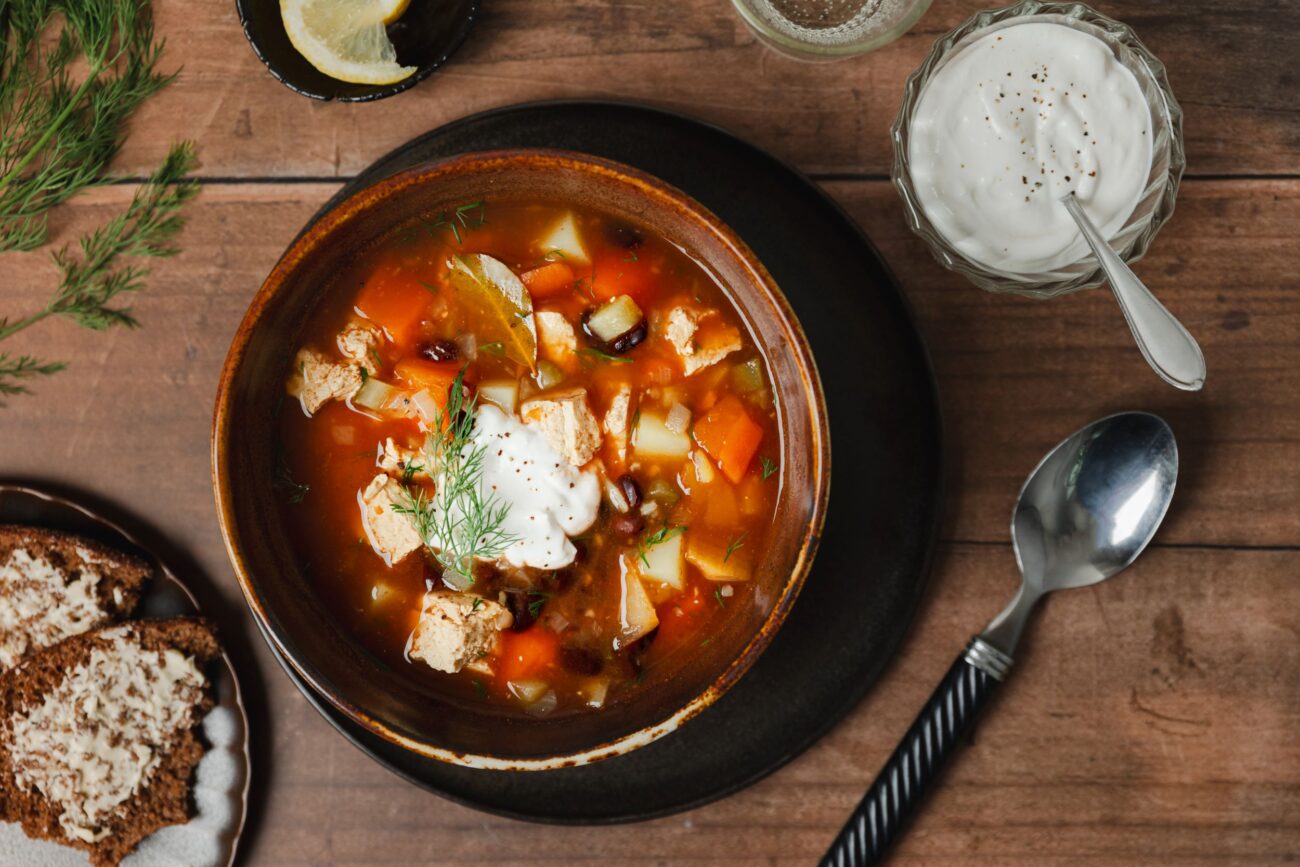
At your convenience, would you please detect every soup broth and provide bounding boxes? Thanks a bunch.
[277,198,781,718]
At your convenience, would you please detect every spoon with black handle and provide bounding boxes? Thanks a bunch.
[821,411,1178,866]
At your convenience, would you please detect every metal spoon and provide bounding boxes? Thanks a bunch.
[1061,193,1206,392]
[821,411,1179,867]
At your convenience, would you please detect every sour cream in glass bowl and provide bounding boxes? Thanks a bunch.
[891,1,1184,297]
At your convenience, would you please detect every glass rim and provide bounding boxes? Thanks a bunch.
[730,0,936,60]
[890,0,1186,297]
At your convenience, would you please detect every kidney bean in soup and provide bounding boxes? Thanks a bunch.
[277,199,781,718]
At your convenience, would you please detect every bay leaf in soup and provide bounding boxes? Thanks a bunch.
[447,253,537,371]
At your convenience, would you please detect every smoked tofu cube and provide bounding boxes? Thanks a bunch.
[664,307,743,376]
[409,592,512,674]
[337,321,381,363]
[603,384,633,463]
[520,387,603,466]
[287,348,363,414]
[534,310,578,366]
[376,437,427,479]
[359,474,423,565]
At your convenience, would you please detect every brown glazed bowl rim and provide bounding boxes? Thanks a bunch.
[213,148,830,770]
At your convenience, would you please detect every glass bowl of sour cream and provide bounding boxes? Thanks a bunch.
[891,1,1184,297]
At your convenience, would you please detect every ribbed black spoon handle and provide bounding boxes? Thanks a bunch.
[820,638,1013,867]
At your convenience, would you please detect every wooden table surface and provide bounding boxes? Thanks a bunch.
[3,1,1298,864]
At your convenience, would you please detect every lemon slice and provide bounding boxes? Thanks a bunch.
[280,0,417,86]
[378,0,410,25]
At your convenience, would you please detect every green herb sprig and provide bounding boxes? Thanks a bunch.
[723,531,748,562]
[638,524,686,568]
[273,451,310,504]
[0,0,196,404]
[0,145,197,403]
[579,347,632,365]
[394,369,517,589]
[422,200,486,245]
[527,591,551,618]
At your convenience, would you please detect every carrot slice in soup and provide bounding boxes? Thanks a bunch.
[652,583,709,649]
[693,395,763,484]
[393,359,460,405]
[520,261,576,299]
[354,263,432,347]
[498,627,560,682]
[590,253,656,304]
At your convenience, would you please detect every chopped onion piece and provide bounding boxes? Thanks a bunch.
[331,425,355,445]
[692,450,716,484]
[518,376,539,403]
[455,333,478,361]
[605,478,630,513]
[582,677,611,709]
[731,357,765,393]
[525,689,558,717]
[536,360,565,390]
[353,377,397,410]
[508,679,549,704]
[410,389,441,424]
[646,478,679,506]
[665,401,691,434]
[543,611,570,633]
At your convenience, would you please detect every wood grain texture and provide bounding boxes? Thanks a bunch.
[105,0,1300,180]
[2,175,1297,864]
[3,0,1299,861]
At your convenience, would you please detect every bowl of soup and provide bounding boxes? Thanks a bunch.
[214,150,829,768]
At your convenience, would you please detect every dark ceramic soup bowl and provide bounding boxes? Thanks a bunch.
[213,150,830,769]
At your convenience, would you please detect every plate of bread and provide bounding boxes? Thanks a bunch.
[0,485,249,867]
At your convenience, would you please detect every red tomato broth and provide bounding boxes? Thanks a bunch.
[275,199,781,718]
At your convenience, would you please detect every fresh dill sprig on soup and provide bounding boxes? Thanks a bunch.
[637,524,686,568]
[422,200,487,245]
[394,369,517,589]
[0,0,197,404]
[723,531,748,562]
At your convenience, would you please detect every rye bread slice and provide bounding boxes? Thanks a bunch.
[0,617,220,867]
[0,525,150,672]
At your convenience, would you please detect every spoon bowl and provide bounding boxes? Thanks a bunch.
[1016,411,1178,591]
[983,412,1178,656]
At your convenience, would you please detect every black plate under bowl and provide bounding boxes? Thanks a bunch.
[236,0,478,102]
[261,101,942,822]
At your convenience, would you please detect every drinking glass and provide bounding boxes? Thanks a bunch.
[730,0,934,60]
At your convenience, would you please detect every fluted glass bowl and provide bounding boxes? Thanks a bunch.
[891,1,1184,297]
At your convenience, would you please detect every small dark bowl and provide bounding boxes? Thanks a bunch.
[213,150,830,769]
[235,0,478,102]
